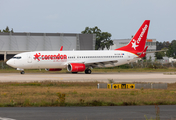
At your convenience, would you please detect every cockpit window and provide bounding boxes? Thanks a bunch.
[13,56,22,59]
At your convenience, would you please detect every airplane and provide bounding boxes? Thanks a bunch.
[6,20,150,74]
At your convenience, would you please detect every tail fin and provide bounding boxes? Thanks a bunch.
[116,20,150,53]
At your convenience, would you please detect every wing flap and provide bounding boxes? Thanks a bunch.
[85,60,118,68]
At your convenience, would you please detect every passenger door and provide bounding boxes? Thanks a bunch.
[27,54,32,63]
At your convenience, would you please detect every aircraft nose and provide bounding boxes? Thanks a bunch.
[6,59,13,67]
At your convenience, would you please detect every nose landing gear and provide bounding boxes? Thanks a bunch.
[17,68,25,74]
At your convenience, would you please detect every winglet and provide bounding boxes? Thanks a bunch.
[60,46,63,51]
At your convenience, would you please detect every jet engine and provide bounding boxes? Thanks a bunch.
[45,68,62,71]
[67,63,86,72]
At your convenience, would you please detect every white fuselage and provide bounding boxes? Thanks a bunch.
[7,50,138,70]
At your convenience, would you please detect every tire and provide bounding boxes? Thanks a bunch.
[87,69,91,74]
[85,69,88,74]
[21,71,25,74]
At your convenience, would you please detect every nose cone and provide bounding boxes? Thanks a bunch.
[6,59,14,67]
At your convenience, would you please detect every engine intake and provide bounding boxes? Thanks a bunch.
[67,63,86,72]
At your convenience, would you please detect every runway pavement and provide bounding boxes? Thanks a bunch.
[0,105,176,120]
[0,72,175,83]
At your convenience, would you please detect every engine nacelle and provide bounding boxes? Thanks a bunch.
[67,63,86,72]
[45,68,62,71]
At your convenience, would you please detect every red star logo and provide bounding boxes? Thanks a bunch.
[34,53,41,61]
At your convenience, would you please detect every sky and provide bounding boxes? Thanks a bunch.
[0,0,176,42]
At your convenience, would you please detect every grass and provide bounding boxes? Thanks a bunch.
[0,81,176,107]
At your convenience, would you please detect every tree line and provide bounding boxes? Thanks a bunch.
[0,26,13,33]
[81,26,113,50]
[156,40,176,59]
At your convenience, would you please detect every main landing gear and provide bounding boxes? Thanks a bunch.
[20,71,25,74]
[85,69,91,74]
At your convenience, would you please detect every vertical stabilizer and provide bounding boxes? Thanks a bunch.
[116,20,150,53]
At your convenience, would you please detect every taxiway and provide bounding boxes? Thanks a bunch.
[0,72,175,83]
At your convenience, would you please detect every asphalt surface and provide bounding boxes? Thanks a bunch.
[0,106,176,120]
[0,72,176,83]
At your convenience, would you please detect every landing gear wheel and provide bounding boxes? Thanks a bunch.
[85,69,91,74]
[21,71,25,74]
[87,69,91,74]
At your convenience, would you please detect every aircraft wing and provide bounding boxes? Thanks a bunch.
[133,48,166,60]
[64,60,118,68]
[84,60,118,68]
[145,50,166,53]
[137,50,166,54]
